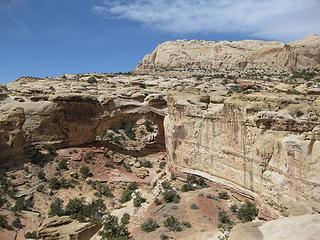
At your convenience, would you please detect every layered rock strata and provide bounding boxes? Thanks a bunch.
[164,90,320,213]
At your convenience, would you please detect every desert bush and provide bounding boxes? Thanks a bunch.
[133,192,146,207]
[49,177,61,190]
[218,192,230,200]
[163,189,180,203]
[120,182,139,204]
[0,214,9,229]
[37,170,46,181]
[11,197,34,212]
[139,159,153,168]
[56,159,68,170]
[80,165,93,178]
[122,122,136,140]
[100,213,130,240]
[24,231,38,239]
[230,204,238,213]
[94,183,114,198]
[159,161,166,169]
[121,213,130,225]
[141,218,159,232]
[218,210,234,231]
[161,180,171,190]
[144,120,154,132]
[181,183,195,192]
[49,198,65,217]
[237,201,258,222]
[0,195,7,208]
[154,197,162,205]
[12,217,23,229]
[164,216,183,232]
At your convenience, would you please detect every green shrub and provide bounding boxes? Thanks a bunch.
[49,198,65,217]
[24,231,38,239]
[120,182,139,204]
[122,122,136,140]
[0,171,9,194]
[133,192,146,207]
[161,180,171,190]
[95,183,114,198]
[65,198,86,221]
[140,159,153,168]
[159,161,166,169]
[163,189,180,203]
[12,217,23,229]
[56,159,68,170]
[218,192,230,200]
[11,197,34,212]
[237,201,258,222]
[218,210,234,231]
[181,183,195,192]
[80,165,93,178]
[186,175,206,187]
[37,170,46,181]
[141,218,159,232]
[100,213,130,240]
[230,204,238,213]
[164,216,183,232]
[121,213,130,225]
[144,120,154,132]
[0,195,7,208]
[49,177,61,190]
[0,214,9,229]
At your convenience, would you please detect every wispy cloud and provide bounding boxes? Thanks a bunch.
[94,0,320,41]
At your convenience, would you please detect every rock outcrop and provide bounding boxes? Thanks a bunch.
[229,214,320,240]
[164,90,320,214]
[135,34,320,77]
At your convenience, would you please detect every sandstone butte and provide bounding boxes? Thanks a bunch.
[0,34,320,240]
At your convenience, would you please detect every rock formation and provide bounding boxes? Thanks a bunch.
[135,34,320,77]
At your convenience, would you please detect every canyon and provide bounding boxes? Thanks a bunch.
[1,35,320,239]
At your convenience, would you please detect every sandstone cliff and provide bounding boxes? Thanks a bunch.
[135,34,320,77]
[164,90,320,215]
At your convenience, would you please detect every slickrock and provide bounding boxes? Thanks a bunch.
[229,214,320,240]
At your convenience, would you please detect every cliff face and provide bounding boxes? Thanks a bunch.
[164,90,320,213]
[135,34,320,77]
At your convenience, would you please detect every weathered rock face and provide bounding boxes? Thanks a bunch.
[165,90,320,213]
[0,74,178,166]
[135,34,320,77]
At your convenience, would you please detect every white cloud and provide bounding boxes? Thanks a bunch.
[94,0,320,41]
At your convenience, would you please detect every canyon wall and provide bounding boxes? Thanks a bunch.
[164,90,320,213]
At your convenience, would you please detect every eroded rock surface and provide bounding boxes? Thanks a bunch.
[135,34,320,77]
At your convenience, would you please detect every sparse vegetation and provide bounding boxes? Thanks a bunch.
[237,201,258,222]
[133,192,146,207]
[164,216,183,232]
[11,197,34,212]
[218,192,230,200]
[56,159,68,170]
[37,170,46,181]
[93,183,114,198]
[12,217,23,229]
[139,159,153,168]
[163,189,180,203]
[100,213,130,240]
[218,210,234,231]
[120,182,138,204]
[24,231,38,239]
[141,218,159,232]
[0,214,9,229]
[80,165,93,178]
[49,198,65,217]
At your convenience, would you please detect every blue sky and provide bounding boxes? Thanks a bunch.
[1,0,319,83]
